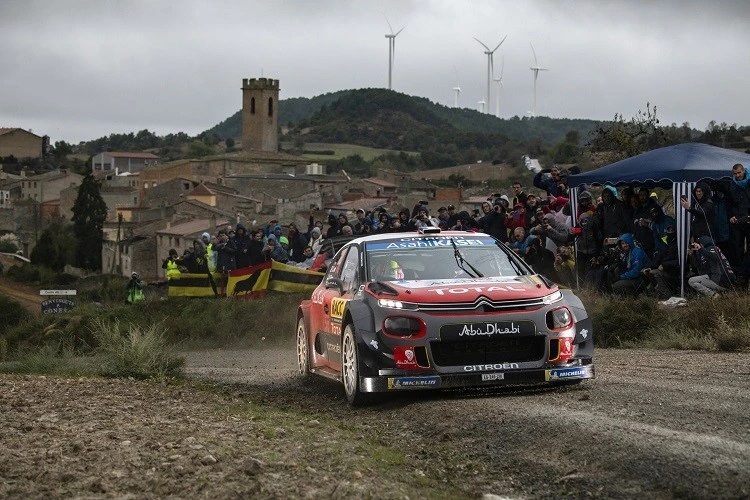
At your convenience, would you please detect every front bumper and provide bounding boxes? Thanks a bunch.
[360,362,594,392]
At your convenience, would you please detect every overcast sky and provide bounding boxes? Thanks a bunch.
[1,0,749,145]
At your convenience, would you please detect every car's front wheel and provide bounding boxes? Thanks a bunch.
[342,324,372,406]
[296,316,310,377]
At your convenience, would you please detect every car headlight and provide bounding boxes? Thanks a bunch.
[542,290,563,305]
[377,299,417,310]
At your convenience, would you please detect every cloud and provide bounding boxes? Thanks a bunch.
[0,0,748,143]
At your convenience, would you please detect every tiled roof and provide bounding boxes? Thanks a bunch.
[363,178,398,188]
[155,218,231,237]
[101,152,160,159]
[0,127,42,138]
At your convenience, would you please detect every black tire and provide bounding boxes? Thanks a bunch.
[296,315,310,377]
[342,324,373,406]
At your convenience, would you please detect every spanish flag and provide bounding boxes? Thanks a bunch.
[227,262,272,298]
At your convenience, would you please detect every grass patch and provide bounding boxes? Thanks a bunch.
[91,318,184,379]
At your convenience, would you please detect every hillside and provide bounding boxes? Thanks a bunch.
[204,88,599,148]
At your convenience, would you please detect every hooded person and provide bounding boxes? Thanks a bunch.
[531,213,570,249]
[687,235,736,297]
[325,213,339,238]
[452,211,478,231]
[597,185,630,240]
[680,181,715,241]
[575,211,603,280]
[262,233,289,262]
[234,223,252,268]
[610,233,648,296]
[309,226,324,255]
[287,222,309,263]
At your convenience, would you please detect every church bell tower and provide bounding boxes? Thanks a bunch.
[241,77,279,152]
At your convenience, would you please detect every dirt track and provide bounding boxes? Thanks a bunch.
[2,346,747,499]
[0,275,42,313]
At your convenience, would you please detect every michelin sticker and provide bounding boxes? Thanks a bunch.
[387,376,441,389]
[545,366,593,381]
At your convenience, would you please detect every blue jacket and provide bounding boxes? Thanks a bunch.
[617,233,648,280]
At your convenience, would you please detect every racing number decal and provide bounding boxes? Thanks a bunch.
[330,297,347,320]
[329,297,348,337]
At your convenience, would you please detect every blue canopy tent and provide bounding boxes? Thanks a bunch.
[567,143,750,296]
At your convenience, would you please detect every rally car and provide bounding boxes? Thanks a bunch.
[295,228,594,405]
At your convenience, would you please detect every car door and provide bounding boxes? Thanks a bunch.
[322,245,361,370]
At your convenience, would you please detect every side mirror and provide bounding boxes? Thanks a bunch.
[325,277,344,293]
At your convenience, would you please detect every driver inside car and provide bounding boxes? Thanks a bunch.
[375,260,405,280]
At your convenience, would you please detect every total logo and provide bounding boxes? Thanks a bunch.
[428,285,526,295]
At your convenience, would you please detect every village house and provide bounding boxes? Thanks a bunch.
[91,151,159,173]
[0,128,47,159]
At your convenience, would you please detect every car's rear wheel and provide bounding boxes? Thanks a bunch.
[342,324,372,406]
[296,316,310,377]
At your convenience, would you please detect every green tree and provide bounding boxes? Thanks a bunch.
[30,220,76,272]
[71,171,108,271]
[187,140,213,158]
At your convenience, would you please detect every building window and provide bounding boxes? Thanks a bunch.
[33,182,37,188]
[268,97,273,117]
[134,197,138,204]
[250,97,256,114]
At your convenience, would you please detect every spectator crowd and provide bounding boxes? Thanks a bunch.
[157,162,750,303]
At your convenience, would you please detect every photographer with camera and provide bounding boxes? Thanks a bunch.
[479,198,509,242]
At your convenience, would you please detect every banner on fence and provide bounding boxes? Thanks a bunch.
[167,273,222,297]
[169,261,324,298]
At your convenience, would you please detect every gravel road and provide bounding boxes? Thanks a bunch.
[2,341,748,498]
[182,346,750,498]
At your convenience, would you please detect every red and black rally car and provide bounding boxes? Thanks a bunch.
[295,228,594,405]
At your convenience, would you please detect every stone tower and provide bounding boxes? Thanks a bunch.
[241,77,280,152]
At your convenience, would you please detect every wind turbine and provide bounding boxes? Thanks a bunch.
[492,56,504,117]
[529,43,549,117]
[385,18,404,90]
[452,84,461,108]
[478,99,486,113]
[452,66,461,108]
[474,35,507,114]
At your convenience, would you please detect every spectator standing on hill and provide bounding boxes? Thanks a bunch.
[533,165,564,196]
[126,272,145,304]
[680,182,715,242]
[574,211,602,281]
[162,248,182,280]
[353,209,373,234]
[597,186,630,240]
[511,182,528,207]
[234,224,252,269]
[200,232,217,273]
[729,163,750,280]
[325,214,339,238]
[687,235,735,297]
[479,199,508,242]
[215,232,237,273]
[287,223,309,263]
[248,230,266,264]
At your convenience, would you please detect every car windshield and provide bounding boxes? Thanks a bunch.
[364,234,527,281]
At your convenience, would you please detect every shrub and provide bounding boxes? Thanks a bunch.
[90,318,184,379]
[0,295,31,336]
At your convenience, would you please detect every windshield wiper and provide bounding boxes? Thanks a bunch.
[451,238,484,278]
